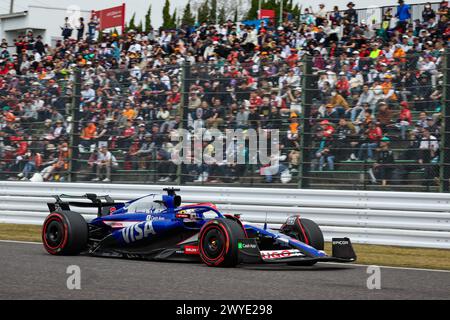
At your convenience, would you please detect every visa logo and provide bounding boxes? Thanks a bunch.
[122,222,155,244]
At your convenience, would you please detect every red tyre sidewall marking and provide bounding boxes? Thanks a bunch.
[199,222,230,266]
[296,217,310,245]
[42,213,68,254]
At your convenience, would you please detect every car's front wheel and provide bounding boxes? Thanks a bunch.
[280,216,324,266]
[198,218,246,267]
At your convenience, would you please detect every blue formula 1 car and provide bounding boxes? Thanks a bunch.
[42,188,356,267]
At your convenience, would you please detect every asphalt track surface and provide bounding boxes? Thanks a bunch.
[0,241,449,300]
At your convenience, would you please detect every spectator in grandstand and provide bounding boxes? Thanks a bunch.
[300,7,316,25]
[77,17,85,41]
[2,106,16,123]
[79,121,97,153]
[344,2,358,25]
[357,85,376,114]
[61,17,73,40]
[88,15,98,41]
[130,133,155,170]
[261,149,289,183]
[51,120,67,142]
[315,4,328,26]
[311,128,336,171]
[396,101,412,140]
[396,0,412,31]
[369,137,395,186]
[357,121,383,161]
[39,144,58,181]
[437,1,449,17]
[92,145,114,182]
[40,142,70,182]
[156,148,177,183]
[192,138,214,183]
[377,102,394,130]
[329,6,343,24]
[322,103,341,123]
[425,116,441,139]
[116,119,136,151]
[19,101,38,123]
[17,150,42,180]
[418,127,440,185]
[334,118,357,161]
[330,90,349,111]
[353,107,373,133]
[81,84,96,104]
[422,2,437,22]
[235,105,249,130]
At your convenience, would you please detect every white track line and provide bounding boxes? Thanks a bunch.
[0,240,41,245]
[1,240,449,273]
[323,262,450,273]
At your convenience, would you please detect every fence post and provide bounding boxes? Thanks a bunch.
[299,55,314,189]
[69,68,82,183]
[176,61,191,185]
[440,49,450,192]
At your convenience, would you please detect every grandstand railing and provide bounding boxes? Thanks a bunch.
[336,1,444,26]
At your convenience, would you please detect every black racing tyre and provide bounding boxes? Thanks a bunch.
[42,211,88,255]
[199,218,246,267]
[281,216,324,266]
[298,218,324,251]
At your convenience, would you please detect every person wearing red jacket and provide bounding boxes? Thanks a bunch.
[357,121,383,160]
[336,73,350,97]
[398,101,412,123]
[286,49,298,68]
[320,120,336,138]
[5,136,29,176]
[398,101,412,139]
[14,138,28,157]
[249,91,263,109]
[167,89,181,105]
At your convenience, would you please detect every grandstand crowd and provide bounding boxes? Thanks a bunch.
[0,0,448,187]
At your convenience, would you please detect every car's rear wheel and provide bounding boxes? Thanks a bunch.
[199,218,245,267]
[281,216,324,266]
[42,211,88,255]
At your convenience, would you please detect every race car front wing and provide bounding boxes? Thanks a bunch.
[237,238,357,264]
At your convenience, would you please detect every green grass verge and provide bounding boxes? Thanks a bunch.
[324,243,450,270]
[0,224,449,270]
[0,224,42,242]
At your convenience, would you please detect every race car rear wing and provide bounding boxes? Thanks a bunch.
[48,194,121,217]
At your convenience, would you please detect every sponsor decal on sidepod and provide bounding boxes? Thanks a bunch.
[121,222,155,244]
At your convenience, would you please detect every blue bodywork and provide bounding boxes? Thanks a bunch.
[45,189,357,264]
[86,193,327,259]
